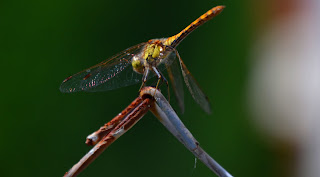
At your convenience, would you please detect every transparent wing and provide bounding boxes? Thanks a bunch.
[60,43,146,93]
[166,52,185,113]
[174,49,212,114]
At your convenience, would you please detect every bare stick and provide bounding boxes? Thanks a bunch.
[63,87,232,177]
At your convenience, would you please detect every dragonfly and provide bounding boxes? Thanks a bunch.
[60,5,225,114]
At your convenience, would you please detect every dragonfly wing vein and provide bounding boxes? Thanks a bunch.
[60,43,146,93]
[175,49,212,114]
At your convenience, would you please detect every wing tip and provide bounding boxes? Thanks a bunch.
[204,106,212,114]
[59,85,70,93]
[202,98,212,114]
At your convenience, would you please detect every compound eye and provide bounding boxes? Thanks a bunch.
[132,56,144,73]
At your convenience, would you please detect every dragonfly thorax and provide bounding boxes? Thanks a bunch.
[132,40,169,74]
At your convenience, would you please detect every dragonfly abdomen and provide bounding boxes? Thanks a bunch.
[164,5,225,48]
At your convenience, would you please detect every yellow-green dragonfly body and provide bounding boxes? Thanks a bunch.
[60,6,225,113]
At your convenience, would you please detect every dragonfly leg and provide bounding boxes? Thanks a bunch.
[139,69,150,91]
[152,66,170,101]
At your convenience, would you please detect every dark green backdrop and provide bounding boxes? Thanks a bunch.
[1,0,275,177]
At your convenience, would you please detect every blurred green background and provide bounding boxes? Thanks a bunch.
[0,0,278,177]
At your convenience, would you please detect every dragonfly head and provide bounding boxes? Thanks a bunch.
[132,55,145,74]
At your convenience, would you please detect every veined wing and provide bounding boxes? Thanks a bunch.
[60,43,146,93]
[166,52,185,113]
[173,49,212,114]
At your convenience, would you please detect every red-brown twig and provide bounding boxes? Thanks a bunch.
[85,96,143,146]
[64,97,152,177]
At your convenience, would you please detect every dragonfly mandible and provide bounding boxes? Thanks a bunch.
[60,5,225,114]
